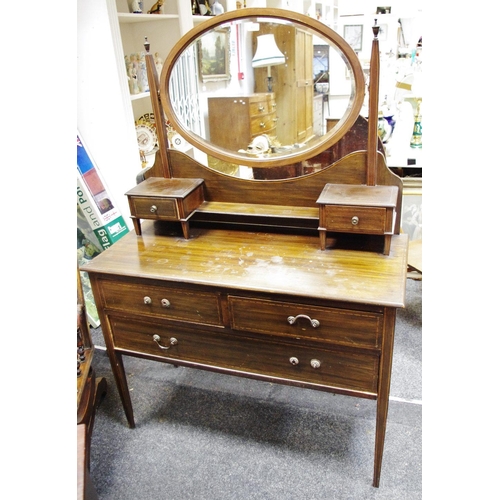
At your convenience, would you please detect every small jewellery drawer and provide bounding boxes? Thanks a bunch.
[322,205,391,234]
[110,317,379,394]
[129,197,178,220]
[98,279,223,326]
[228,296,382,349]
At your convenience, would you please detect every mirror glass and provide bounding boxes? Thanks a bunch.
[161,9,365,176]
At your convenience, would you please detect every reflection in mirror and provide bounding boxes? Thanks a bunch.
[162,10,364,178]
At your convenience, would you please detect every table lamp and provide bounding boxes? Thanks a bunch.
[252,34,286,92]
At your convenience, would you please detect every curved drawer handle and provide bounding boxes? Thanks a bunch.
[287,314,320,328]
[153,334,178,350]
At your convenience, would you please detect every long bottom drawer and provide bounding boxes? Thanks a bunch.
[110,316,379,394]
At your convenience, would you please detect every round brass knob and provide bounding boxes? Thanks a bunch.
[161,298,171,308]
[310,359,321,369]
[144,296,152,305]
[351,216,359,226]
[150,205,158,213]
[289,357,299,366]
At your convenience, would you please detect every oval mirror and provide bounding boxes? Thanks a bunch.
[160,8,365,173]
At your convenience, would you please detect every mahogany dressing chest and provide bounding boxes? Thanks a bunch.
[81,9,408,488]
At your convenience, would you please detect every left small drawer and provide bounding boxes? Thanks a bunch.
[98,279,223,326]
[129,197,177,219]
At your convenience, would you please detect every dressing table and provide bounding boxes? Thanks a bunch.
[81,9,408,487]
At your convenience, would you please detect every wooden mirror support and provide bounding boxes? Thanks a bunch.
[129,11,401,255]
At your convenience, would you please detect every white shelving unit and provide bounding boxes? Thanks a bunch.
[115,0,194,138]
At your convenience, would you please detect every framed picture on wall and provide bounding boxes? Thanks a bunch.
[343,24,363,52]
[197,27,230,82]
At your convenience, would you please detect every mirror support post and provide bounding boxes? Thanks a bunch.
[367,21,380,186]
[144,38,172,178]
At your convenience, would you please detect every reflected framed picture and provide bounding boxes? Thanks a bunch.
[343,24,363,52]
[197,27,230,82]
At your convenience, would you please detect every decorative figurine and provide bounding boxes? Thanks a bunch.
[128,0,142,13]
[148,0,164,14]
[212,0,224,15]
[128,54,140,94]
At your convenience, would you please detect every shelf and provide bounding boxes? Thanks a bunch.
[130,91,150,101]
[192,15,214,24]
[118,13,179,23]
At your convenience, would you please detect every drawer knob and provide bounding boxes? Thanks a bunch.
[144,296,152,305]
[351,216,359,226]
[287,314,320,328]
[150,205,158,213]
[260,122,265,128]
[153,334,178,350]
[289,357,299,366]
[258,105,264,112]
[161,298,171,308]
[310,359,321,369]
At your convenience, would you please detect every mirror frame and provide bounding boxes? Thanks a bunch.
[160,8,366,168]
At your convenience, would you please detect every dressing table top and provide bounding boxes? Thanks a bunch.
[82,221,408,309]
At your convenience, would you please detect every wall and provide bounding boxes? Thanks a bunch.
[77,0,139,229]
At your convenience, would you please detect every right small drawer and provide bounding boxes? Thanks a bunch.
[228,296,383,349]
[322,205,390,233]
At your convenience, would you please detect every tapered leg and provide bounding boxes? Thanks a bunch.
[132,217,142,236]
[319,228,326,250]
[373,307,396,487]
[181,221,190,240]
[106,348,136,428]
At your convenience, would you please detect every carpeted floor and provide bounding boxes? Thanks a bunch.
[88,278,422,499]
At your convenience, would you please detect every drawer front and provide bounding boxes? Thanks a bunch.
[323,205,388,234]
[130,197,178,220]
[228,296,382,349]
[250,114,277,135]
[99,279,223,326]
[249,99,270,115]
[110,316,379,394]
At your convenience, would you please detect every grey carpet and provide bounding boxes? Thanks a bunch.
[88,278,422,499]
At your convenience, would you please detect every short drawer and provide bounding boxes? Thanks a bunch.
[110,316,379,394]
[98,279,223,326]
[250,114,277,135]
[129,197,178,220]
[249,99,270,115]
[322,205,392,234]
[228,296,382,349]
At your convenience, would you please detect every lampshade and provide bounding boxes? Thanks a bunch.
[252,34,286,68]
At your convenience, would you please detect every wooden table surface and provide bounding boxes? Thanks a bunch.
[82,221,408,309]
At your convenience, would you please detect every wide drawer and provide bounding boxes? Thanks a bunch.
[98,279,223,326]
[322,205,392,234]
[110,316,379,394]
[228,296,382,349]
[129,197,178,220]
